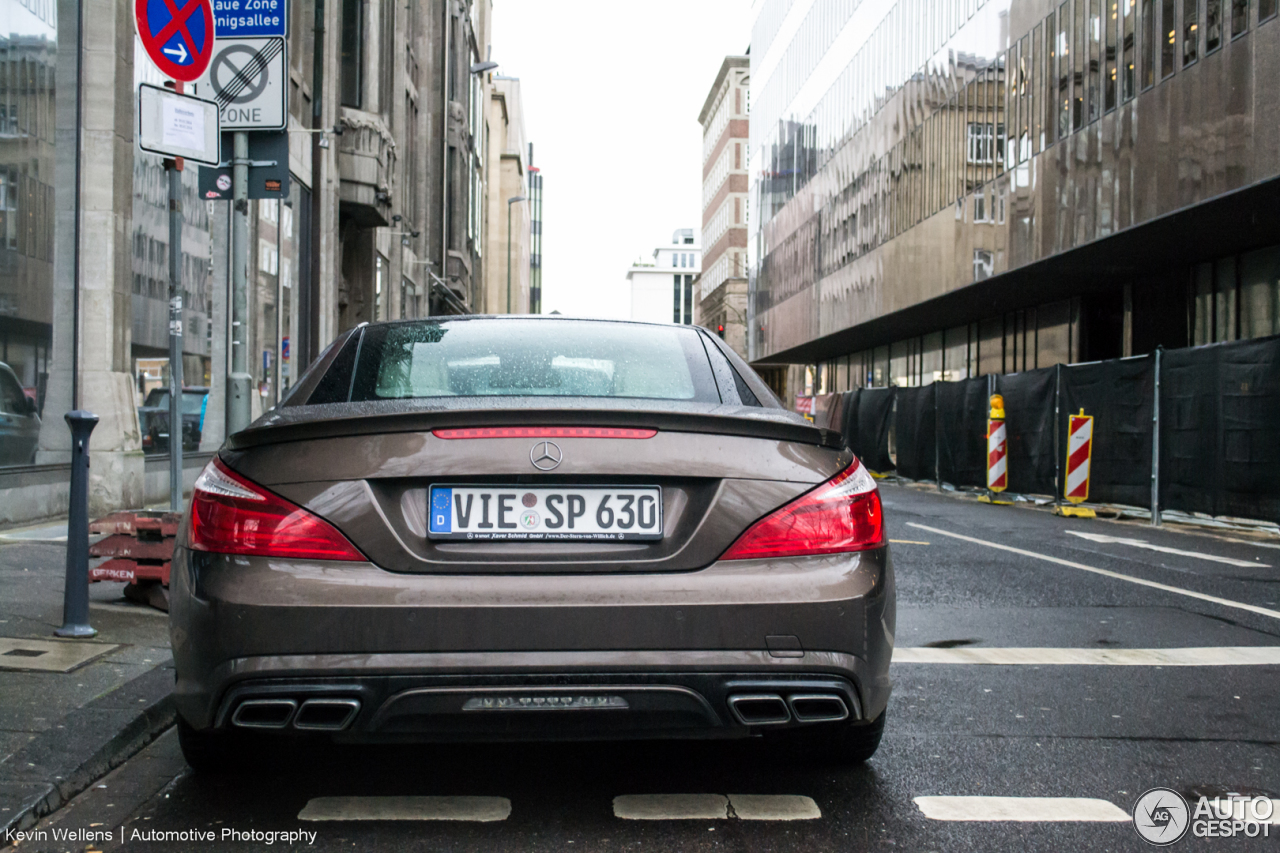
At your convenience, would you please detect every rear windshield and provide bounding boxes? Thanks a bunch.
[312,319,723,403]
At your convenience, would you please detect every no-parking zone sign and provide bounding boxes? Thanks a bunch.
[136,0,216,82]
[188,37,287,130]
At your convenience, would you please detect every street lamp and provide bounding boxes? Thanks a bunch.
[507,195,526,314]
[470,61,499,75]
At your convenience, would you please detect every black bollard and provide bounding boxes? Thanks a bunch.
[55,410,99,639]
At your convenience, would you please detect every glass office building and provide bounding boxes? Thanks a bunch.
[749,0,1280,392]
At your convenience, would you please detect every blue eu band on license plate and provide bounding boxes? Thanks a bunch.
[428,486,663,541]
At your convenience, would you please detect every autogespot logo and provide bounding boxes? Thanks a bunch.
[1133,788,1190,846]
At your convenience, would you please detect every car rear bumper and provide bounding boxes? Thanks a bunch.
[169,545,895,739]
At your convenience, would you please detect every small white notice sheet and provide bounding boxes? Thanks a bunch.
[162,97,204,151]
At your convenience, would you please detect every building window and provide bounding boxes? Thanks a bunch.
[1142,0,1156,88]
[1184,0,1200,64]
[1123,0,1137,99]
[967,122,995,163]
[1231,0,1249,35]
[375,254,385,321]
[1206,0,1224,47]
[1261,0,1278,21]
[973,191,989,223]
[258,239,278,275]
[673,275,681,323]
[974,249,994,281]
[340,0,363,108]
[1161,0,1177,78]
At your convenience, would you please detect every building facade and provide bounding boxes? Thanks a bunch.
[697,55,750,357]
[625,229,701,324]
[0,0,528,523]
[749,0,1280,398]
[528,143,543,315]
[481,75,530,314]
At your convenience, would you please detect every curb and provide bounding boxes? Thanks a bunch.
[1,661,176,838]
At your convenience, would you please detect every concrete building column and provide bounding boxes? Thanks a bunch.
[37,0,143,516]
[200,204,229,451]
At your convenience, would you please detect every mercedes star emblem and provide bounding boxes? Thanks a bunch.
[530,440,563,471]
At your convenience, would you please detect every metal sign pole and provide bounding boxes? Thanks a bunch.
[167,128,185,511]
[228,131,253,434]
[55,411,98,638]
[1150,347,1162,527]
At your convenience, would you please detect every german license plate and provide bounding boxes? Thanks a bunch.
[427,486,663,541]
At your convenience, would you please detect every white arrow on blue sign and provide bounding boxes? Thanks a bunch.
[213,0,288,38]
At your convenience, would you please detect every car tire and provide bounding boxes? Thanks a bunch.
[176,717,248,773]
[768,710,886,765]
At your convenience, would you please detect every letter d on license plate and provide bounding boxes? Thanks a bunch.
[428,485,663,541]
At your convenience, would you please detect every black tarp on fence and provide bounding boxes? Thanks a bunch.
[845,387,897,473]
[995,369,1057,498]
[935,377,989,488]
[893,385,937,481]
[817,334,1280,523]
[1161,335,1280,522]
[1060,355,1155,508]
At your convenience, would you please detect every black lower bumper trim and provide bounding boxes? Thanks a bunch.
[212,672,863,742]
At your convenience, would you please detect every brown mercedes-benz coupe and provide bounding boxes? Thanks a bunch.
[170,317,894,770]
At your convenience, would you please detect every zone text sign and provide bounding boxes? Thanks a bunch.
[213,0,288,37]
[188,37,287,130]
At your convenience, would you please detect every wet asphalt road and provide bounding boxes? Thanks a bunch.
[13,484,1280,852]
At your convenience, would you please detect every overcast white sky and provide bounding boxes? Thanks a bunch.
[490,1,752,318]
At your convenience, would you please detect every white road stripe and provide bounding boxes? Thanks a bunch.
[914,796,1130,822]
[612,794,821,821]
[907,522,1280,621]
[613,794,728,820]
[729,795,822,820]
[893,646,1280,665]
[298,796,511,822]
[1066,530,1269,568]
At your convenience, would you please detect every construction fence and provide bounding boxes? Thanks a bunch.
[815,334,1280,524]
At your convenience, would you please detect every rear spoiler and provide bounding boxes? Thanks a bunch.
[226,405,845,451]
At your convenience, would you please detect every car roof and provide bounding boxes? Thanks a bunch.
[354,315,710,333]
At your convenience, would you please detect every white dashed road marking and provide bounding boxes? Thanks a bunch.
[613,794,727,820]
[914,796,1131,822]
[893,646,1280,665]
[612,794,821,821]
[907,522,1280,621]
[729,794,823,820]
[298,796,511,822]
[1065,530,1270,568]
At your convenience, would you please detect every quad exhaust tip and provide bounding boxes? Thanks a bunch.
[726,693,791,725]
[787,693,849,723]
[726,693,850,726]
[230,698,361,731]
[294,698,361,730]
[231,699,297,729]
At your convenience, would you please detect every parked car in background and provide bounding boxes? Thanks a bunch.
[140,386,208,454]
[0,362,41,466]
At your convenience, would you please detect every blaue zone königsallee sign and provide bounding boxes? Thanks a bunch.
[213,0,287,37]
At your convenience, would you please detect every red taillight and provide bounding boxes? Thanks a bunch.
[432,427,657,439]
[187,457,366,561]
[720,459,884,560]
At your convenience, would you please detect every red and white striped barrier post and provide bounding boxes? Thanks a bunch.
[986,394,1008,494]
[1065,409,1093,502]
[1056,408,1098,518]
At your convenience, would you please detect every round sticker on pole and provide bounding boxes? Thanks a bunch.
[136,0,216,82]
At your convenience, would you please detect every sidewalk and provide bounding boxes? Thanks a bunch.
[0,527,175,835]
